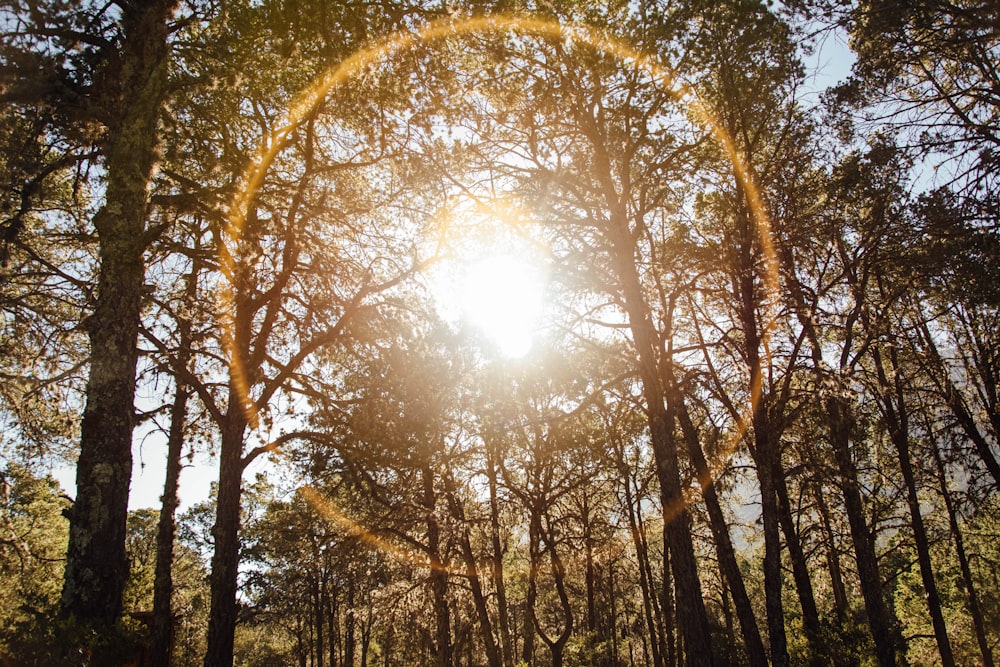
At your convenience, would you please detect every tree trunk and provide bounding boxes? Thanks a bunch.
[774,467,825,665]
[526,513,573,667]
[423,465,451,667]
[583,496,596,635]
[487,445,515,667]
[829,392,901,667]
[622,471,665,667]
[755,441,789,667]
[314,570,325,667]
[814,486,850,626]
[345,579,356,667]
[930,433,995,667]
[780,231,902,667]
[873,345,955,667]
[581,103,713,666]
[61,0,176,628]
[447,482,502,667]
[203,412,248,667]
[674,399,767,667]
[662,526,677,667]
[148,354,191,666]
[328,583,339,667]
[149,247,199,667]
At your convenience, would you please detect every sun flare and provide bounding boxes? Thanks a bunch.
[461,255,546,358]
[431,250,547,358]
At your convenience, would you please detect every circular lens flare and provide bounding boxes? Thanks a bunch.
[224,13,780,545]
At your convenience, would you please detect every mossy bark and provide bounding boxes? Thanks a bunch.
[61,0,177,627]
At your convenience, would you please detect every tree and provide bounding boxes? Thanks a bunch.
[2,0,181,629]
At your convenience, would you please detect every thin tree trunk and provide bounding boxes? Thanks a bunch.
[732,179,789,667]
[148,341,192,666]
[609,557,619,667]
[328,583,338,667]
[914,318,1000,487]
[930,433,995,667]
[314,571,325,667]
[622,472,664,667]
[781,238,902,667]
[204,412,248,667]
[830,389,903,667]
[61,0,176,628]
[755,442,789,667]
[361,603,373,667]
[774,468,825,665]
[674,399,767,667]
[446,481,502,667]
[382,623,393,667]
[814,486,850,626]
[487,445,515,667]
[526,513,573,667]
[873,344,955,667]
[583,496,596,635]
[662,528,676,667]
[149,246,201,666]
[423,466,451,667]
[345,579,356,667]
[521,590,535,667]
[581,103,713,666]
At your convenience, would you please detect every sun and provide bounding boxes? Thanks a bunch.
[430,248,548,358]
[460,254,547,358]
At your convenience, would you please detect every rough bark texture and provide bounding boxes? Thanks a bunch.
[203,413,248,667]
[61,0,176,626]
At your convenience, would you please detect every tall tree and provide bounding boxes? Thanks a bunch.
[1,0,182,629]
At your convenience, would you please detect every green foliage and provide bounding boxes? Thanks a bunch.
[0,465,146,665]
[894,497,1000,666]
[0,463,69,647]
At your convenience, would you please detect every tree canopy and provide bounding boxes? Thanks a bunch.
[1,0,998,665]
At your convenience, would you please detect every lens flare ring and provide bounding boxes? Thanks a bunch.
[223,13,779,573]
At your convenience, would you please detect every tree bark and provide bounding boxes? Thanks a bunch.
[774,467,825,665]
[203,412,248,667]
[873,344,955,667]
[423,465,451,667]
[150,252,199,667]
[621,468,664,667]
[674,398,768,667]
[814,485,850,626]
[930,433,995,667]
[445,479,502,667]
[780,242,902,667]
[487,444,516,667]
[61,0,177,627]
[148,369,189,666]
[577,97,713,666]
